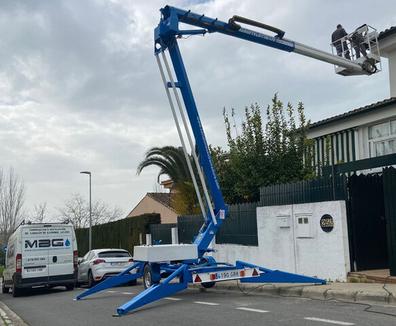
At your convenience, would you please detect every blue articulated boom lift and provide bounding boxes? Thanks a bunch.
[75,5,381,316]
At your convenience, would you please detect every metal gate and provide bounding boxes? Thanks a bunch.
[348,174,388,271]
[383,167,396,276]
[149,223,176,245]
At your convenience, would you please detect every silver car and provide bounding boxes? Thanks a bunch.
[77,248,135,287]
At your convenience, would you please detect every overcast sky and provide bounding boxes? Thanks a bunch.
[1,0,395,219]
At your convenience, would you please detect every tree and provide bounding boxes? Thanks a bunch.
[30,202,48,223]
[0,168,25,243]
[57,193,123,229]
[137,146,190,184]
[212,94,313,203]
[137,146,201,215]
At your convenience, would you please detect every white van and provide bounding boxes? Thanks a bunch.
[2,222,78,297]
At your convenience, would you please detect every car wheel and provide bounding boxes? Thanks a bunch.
[87,270,96,288]
[128,279,137,286]
[2,278,10,294]
[65,283,75,291]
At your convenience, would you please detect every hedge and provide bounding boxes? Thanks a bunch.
[75,213,160,256]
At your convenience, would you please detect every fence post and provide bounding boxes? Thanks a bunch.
[171,227,179,244]
[146,234,152,245]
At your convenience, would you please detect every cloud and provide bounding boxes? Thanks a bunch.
[1,0,395,217]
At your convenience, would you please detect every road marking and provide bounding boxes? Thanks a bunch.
[236,307,269,313]
[304,317,355,325]
[194,301,219,306]
[121,292,134,295]
[107,290,117,293]
[164,297,182,301]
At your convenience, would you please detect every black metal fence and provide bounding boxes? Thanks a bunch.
[177,202,259,246]
[383,167,396,276]
[177,215,203,244]
[150,223,176,245]
[148,176,348,248]
[217,202,258,246]
[259,175,347,206]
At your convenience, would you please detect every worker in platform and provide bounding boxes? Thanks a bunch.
[351,24,368,59]
[332,24,351,60]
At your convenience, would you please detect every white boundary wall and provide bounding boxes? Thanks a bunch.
[213,200,350,281]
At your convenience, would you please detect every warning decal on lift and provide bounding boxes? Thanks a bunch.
[192,268,260,284]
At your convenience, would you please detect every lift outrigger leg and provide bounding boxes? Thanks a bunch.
[116,264,189,316]
[75,262,144,300]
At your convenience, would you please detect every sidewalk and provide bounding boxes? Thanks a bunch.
[0,301,27,326]
[191,281,396,306]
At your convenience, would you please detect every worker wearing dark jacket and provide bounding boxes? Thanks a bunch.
[332,24,350,60]
[351,24,368,58]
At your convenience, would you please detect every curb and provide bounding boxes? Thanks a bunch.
[0,302,28,326]
[189,281,396,306]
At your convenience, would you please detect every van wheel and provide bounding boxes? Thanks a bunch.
[87,271,96,288]
[2,278,10,294]
[12,283,22,297]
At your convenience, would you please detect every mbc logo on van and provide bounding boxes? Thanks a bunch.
[25,239,71,249]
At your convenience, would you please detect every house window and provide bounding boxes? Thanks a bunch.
[368,119,396,157]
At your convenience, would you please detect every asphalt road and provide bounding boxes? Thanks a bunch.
[1,285,396,326]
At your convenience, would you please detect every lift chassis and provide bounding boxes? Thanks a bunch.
[76,5,381,315]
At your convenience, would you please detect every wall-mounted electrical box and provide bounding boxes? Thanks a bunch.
[277,215,291,228]
[295,213,314,238]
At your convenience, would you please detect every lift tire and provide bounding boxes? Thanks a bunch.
[143,264,160,289]
[201,281,216,289]
[143,264,153,289]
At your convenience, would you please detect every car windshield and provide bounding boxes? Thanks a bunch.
[97,251,130,258]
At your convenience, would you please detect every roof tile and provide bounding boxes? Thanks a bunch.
[379,26,396,41]
[309,98,396,129]
[147,192,175,211]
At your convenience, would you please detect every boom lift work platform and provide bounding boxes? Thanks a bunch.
[76,5,381,316]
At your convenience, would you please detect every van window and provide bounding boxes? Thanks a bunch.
[98,251,130,258]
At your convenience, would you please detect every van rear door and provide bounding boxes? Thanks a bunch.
[47,225,74,277]
[21,226,49,280]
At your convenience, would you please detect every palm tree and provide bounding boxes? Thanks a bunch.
[137,146,191,184]
[137,146,200,215]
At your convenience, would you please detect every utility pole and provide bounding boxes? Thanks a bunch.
[80,171,92,251]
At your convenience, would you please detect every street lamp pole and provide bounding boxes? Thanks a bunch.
[80,171,92,251]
